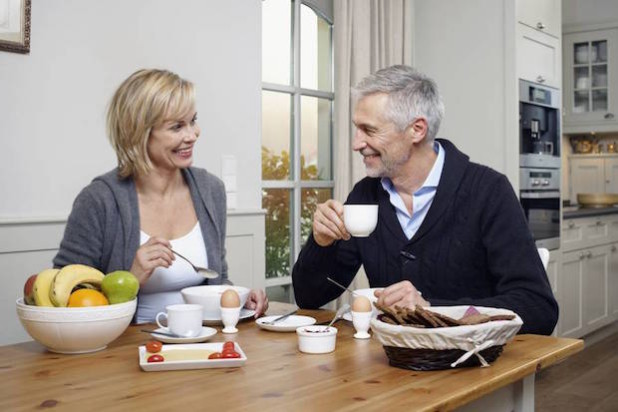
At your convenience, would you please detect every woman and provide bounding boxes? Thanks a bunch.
[54,69,268,323]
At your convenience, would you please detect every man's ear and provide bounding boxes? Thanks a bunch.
[406,117,428,144]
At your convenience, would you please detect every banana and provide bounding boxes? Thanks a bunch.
[50,264,105,307]
[33,269,59,307]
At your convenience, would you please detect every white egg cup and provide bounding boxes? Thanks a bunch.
[220,306,241,334]
[351,311,372,339]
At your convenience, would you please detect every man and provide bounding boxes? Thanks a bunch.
[291,65,558,335]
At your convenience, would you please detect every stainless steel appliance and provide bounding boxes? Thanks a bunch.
[520,168,560,250]
[519,80,561,250]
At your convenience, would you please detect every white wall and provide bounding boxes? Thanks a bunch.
[0,0,264,345]
[563,0,618,27]
[412,0,519,188]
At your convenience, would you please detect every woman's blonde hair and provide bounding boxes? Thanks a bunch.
[107,69,195,178]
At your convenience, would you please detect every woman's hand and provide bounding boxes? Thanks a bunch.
[245,289,269,318]
[129,237,175,285]
[374,280,429,309]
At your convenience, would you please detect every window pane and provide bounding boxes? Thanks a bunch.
[300,5,332,91]
[262,91,293,180]
[263,189,292,278]
[301,96,332,180]
[300,188,332,244]
[262,0,292,84]
[266,285,293,303]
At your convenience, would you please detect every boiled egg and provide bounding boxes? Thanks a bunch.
[220,289,241,308]
[352,296,372,312]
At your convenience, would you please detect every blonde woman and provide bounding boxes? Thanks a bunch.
[54,69,268,323]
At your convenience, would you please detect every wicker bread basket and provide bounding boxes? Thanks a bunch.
[370,306,523,371]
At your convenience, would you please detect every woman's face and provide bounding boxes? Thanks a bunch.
[147,110,200,173]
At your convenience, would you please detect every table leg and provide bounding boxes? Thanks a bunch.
[513,374,535,412]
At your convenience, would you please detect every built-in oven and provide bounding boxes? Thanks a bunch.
[519,168,561,250]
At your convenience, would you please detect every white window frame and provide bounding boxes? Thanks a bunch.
[261,0,335,290]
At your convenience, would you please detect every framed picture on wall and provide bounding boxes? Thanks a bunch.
[0,0,31,54]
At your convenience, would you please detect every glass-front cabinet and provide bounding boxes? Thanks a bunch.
[564,28,618,133]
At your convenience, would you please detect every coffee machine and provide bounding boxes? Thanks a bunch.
[520,80,561,169]
[519,80,561,250]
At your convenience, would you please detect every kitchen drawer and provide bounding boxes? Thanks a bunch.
[562,215,614,251]
[562,218,587,251]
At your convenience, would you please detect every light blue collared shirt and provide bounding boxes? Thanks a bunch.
[380,141,445,240]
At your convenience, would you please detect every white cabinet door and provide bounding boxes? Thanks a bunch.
[517,0,560,38]
[518,24,561,88]
[570,157,605,203]
[609,243,618,318]
[582,245,610,333]
[563,28,618,133]
[605,157,618,193]
[559,250,584,337]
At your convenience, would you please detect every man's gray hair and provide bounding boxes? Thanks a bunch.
[352,65,445,141]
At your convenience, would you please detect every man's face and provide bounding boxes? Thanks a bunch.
[352,93,412,178]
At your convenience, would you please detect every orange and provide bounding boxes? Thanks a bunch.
[67,289,109,307]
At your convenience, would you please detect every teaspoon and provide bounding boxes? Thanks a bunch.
[170,249,219,279]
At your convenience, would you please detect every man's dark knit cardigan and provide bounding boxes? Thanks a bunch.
[292,139,559,335]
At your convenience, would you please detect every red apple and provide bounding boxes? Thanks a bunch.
[23,274,37,305]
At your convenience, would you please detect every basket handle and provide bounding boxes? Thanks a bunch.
[450,339,496,368]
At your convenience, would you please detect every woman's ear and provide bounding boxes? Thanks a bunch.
[407,117,428,144]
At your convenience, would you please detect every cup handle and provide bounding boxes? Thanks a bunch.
[155,312,167,329]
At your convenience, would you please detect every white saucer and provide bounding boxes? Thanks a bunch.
[256,315,316,332]
[150,326,217,344]
[202,308,256,325]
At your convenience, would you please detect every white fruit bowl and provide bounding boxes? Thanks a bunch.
[16,298,136,354]
[181,285,250,319]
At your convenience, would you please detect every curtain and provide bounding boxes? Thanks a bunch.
[331,0,413,307]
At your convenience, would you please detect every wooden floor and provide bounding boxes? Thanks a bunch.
[536,331,618,411]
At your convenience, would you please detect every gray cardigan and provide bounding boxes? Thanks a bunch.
[53,167,228,285]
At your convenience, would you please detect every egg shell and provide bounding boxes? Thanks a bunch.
[220,289,241,308]
[352,296,372,312]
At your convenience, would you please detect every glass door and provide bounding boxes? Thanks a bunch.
[573,40,608,114]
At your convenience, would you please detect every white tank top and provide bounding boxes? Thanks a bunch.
[136,222,207,323]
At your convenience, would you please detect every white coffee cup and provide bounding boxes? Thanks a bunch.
[156,304,203,338]
[343,204,378,237]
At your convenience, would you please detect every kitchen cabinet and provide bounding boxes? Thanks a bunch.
[563,28,618,133]
[517,0,560,38]
[517,24,561,88]
[568,155,618,203]
[560,213,618,338]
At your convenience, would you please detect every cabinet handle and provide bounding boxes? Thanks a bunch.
[611,245,617,252]
[605,113,615,119]
[536,22,546,30]
[536,75,546,83]
[579,252,586,260]
[568,221,575,228]
[586,251,593,258]
[596,220,603,226]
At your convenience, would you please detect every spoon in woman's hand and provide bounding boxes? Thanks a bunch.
[170,249,219,279]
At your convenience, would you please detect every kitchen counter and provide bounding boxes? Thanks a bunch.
[563,205,618,219]
[0,304,583,412]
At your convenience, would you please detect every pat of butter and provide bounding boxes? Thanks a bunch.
[146,349,215,362]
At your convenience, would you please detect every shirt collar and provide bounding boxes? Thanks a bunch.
[380,141,445,194]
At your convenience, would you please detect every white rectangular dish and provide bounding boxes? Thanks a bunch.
[139,342,247,371]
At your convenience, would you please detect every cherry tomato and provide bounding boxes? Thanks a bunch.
[208,352,222,359]
[146,340,162,353]
[222,351,241,359]
[147,354,164,363]
[223,341,235,351]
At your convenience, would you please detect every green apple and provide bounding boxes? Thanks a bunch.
[101,271,139,304]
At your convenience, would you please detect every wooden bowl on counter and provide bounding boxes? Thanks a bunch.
[577,193,618,208]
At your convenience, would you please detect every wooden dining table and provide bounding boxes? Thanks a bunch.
[0,302,583,412]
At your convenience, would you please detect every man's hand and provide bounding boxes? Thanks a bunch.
[312,199,351,247]
[129,237,175,285]
[374,280,429,308]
